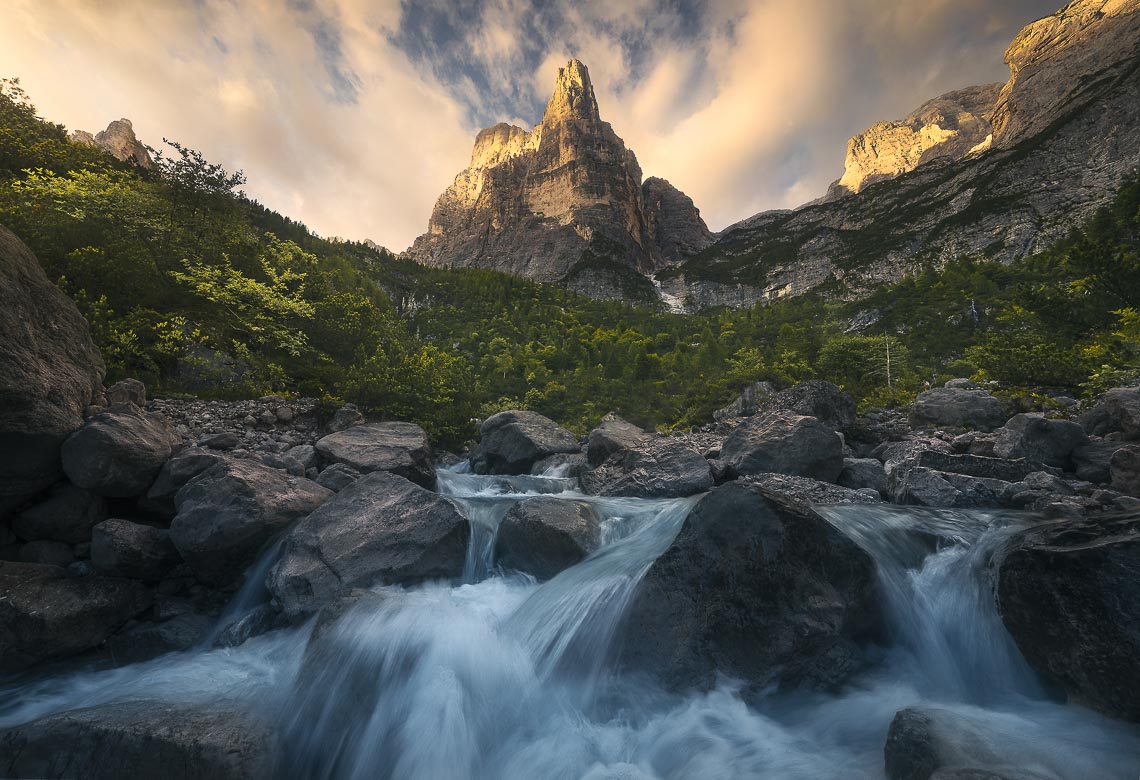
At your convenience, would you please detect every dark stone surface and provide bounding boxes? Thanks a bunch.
[495,497,602,579]
[719,411,844,482]
[909,388,1007,432]
[91,518,181,581]
[12,482,106,544]
[754,380,857,431]
[586,414,649,466]
[61,404,178,497]
[314,421,435,489]
[992,414,1087,469]
[581,438,713,498]
[471,410,580,475]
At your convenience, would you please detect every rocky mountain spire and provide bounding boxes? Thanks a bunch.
[542,59,601,124]
[70,118,153,169]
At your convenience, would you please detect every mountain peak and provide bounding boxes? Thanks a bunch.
[543,59,600,124]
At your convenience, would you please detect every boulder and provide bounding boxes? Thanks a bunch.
[0,561,151,673]
[495,497,602,579]
[618,480,880,692]
[755,380,856,431]
[912,450,1059,483]
[713,380,776,420]
[994,512,1140,721]
[61,404,178,497]
[327,403,365,433]
[471,410,580,475]
[742,473,881,510]
[91,518,181,581]
[581,438,713,498]
[0,226,105,511]
[530,452,587,477]
[12,482,105,543]
[873,438,954,476]
[1080,385,1140,439]
[19,540,74,566]
[992,414,1087,469]
[314,462,360,492]
[890,466,1011,508]
[213,604,287,648]
[909,388,1006,431]
[105,613,212,663]
[884,708,1017,780]
[586,414,649,466]
[105,378,146,407]
[0,699,274,780]
[268,471,469,620]
[837,458,888,496]
[1072,438,1125,484]
[139,451,226,519]
[169,460,332,586]
[1110,446,1140,496]
[719,411,844,482]
[285,444,319,471]
[314,421,435,489]
[197,432,238,450]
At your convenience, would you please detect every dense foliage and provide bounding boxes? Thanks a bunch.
[1,78,1137,447]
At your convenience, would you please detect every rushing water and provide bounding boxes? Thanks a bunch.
[3,468,1140,779]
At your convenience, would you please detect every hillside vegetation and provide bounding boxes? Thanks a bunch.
[2,79,1137,446]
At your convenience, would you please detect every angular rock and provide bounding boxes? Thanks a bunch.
[0,225,104,509]
[890,466,1010,509]
[314,462,360,492]
[884,708,1013,780]
[994,512,1140,721]
[471,410,580,475]
[327,404,365,433]
[586,414,649,466]
[12,482,105,543]
[106,613,212,664]
[140,451,226,519]
[755,380,857,431]
[909,388,1007,432]
[198,432,238,450]
[1080,385,1140,439]
[1110,446,1140,496]
[530,452,587,477]
[0,699,273,780]
[61,404,178,497]
[713,380,776,421]
[495,497,602,579]
[618,480,880,692]
[268,471,469,620]
[0,561,151,673]
[105,378,146,407]
[873,438,954,477]
[91,518,181,581]
[169,460,332,586]
[992,414,1087,469]
[742,473,881,511]
[285,444,319,471]
[581,438,713,498]
[315,421,435,489]
[913,450,1058,483]
[1072,438,1126,484]
[719,411,844,482]
[213,604,287,648]
[837,457,889,496]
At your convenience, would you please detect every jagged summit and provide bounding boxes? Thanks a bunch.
[406,59,711,301]
[70,118,153,169]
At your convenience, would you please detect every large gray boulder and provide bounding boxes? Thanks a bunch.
[314,421,435,489]
[755,380,856,431]
[618,480,880,692]
[909,388,1007,431]
[0,699,274,780]
[0,225,104,510]
[268,471,469,620]
[12,482,105,543]
[91,518,181,581]
[471,410,580,475]
[1080,385,1140,439]
[743,472,881,509]
[495,497,602,579]
[719,411,844,482]
[889,466,1011,509]
[586,414,649,466]
[581,438,713,498]
[169,460,332,586]
[61,404,178,497]
[884,708,1024,780]
[139,451,227,519]
[837,458,889,496]
[0,561,151,673]
[992,414,1087,469]
[994,512,1140,721]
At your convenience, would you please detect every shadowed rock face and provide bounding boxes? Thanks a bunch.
[406,59,710,299]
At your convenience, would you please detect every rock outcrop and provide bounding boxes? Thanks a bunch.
[495,497,602,579]
[471,410,580,475]
[70,118,153,168]
[406,60,710,300]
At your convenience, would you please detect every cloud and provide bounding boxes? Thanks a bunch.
[0,0,1062,249]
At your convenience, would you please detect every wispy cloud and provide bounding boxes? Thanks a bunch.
[0,0,1060,250]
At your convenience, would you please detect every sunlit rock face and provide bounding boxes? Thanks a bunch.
[407,59,710,300]
[70,118,153,168]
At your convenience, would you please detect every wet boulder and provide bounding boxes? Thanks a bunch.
[61,404,179,497]
[495,497,602,579]
[884,708,1021,780]
[1080,385,1140,439]
[755,380,856,431]
[719,411,844,482]
[586,414,650,466]
[909,388,1007,432]
[268,471,469,620]
[530,452,587,478]
[105,613,212,664]
[992,414,1087,470]
[993,512,1140,721]
[169,459,332,586]
[581,438,713,498]
[618,480,880,693]
[0,561,151,673]
[471,410,580,475]
[0,699,274,780]
[91,518,181,581]
[0,225,105,511]
[12,482,105,543]
[314,421,435,490]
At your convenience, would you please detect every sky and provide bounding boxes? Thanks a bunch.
[0,0,1063,251]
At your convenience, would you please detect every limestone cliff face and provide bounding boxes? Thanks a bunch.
[70,118,153,168]
[407,60,709,300]
[670,0,1140,310]
[830,83,1001,197]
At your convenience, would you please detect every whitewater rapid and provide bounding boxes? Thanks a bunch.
[2,468,1139,779]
